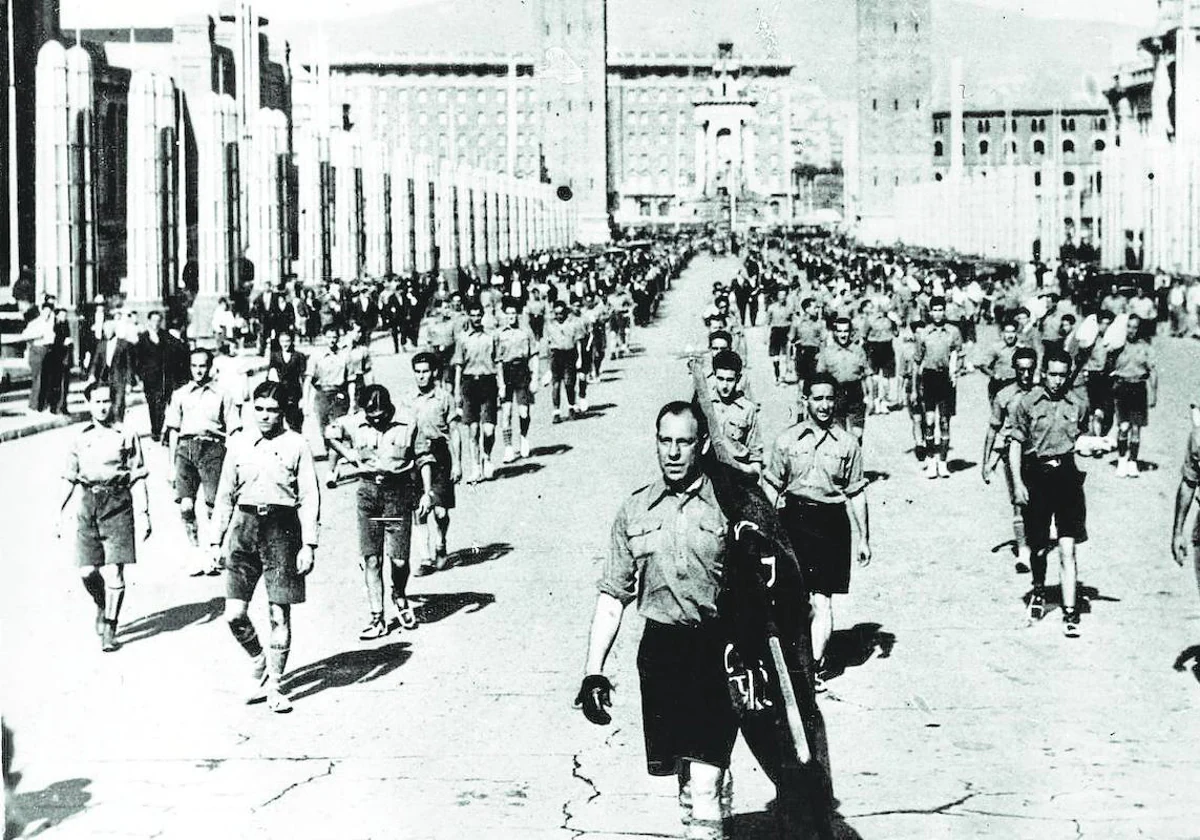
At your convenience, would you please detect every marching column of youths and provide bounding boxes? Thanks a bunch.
[56,237,695,714]
[49,225,1200,838]
[575,228,1200,840]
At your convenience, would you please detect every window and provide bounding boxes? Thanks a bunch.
[1033,139,1045,155]
[1034,171,1042,187]
[1012,119,1018,132]
[979,140,989,154]
[1063,139,1075,154]
[893,99,899,110]
[1068,118,1076,131]
[1094,138,1106,152]
[1030,119,1038,132]
[934,172,943,181]
[497,90,506,103]
[894,175,900,186]
[418,91,428,104]
[915,98,921,110]
[1100,117,1107,131]
[893,21,899,33]
[934,140,944,157]
[1063,171,1076,187]
[914,21,920,33]
[1010,142,1017,153]
[872,98,878,111]
[1096,172,1103,193]
[977,120,984,133]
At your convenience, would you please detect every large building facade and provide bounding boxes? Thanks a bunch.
[1104,0,1200,273]
[854,0,933,242]
[330,41,797,233]
[13,1,570,328]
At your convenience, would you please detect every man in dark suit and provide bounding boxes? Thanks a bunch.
[254,285,296,356]
[267,330,308,432]
[89,320,136,422]
[348,285,380,335]
[136,310,187,441]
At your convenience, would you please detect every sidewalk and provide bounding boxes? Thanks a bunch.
[0,351,270,444]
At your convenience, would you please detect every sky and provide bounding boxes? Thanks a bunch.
[60,0,1160,28]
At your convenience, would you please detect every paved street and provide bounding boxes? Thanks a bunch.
[4,254,1200,839]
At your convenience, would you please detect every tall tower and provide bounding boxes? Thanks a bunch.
[855,0,932,243]
[535,0,609,244]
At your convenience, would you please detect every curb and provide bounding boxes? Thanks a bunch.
[0,359,269,445]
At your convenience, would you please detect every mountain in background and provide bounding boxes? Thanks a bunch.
[273,0,1150,110]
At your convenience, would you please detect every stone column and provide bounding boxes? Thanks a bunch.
[695,121,707,196]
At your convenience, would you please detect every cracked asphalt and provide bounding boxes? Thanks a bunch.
[4,253,1200,839]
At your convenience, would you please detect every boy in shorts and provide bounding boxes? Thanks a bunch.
[211,382,321,712]
[58,385,151,652]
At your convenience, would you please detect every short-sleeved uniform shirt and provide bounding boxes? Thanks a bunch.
[497,326,536,364]
[710,395,763,469]
[790,314,825,348]
[454,328,499,377]
[325,408,434,476]
[310,349,350,392]
[212,428,322,547]
[980,340,1019,383]
[164,380,237,437]
[989,382,1031,445]
[865,313,896,343]
[598,475,728,626]
[1005,389,1086,458]
[765,420,867,504]
[64,422,148,486]
[411,386,458,442]
[1109,340,1155,382]
[542,316,585,353]
[816,341,869,384]
[914,322,963,372]
[765,301,791,328]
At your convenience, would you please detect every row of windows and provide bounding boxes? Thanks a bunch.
[618,87,784,105]
[933,116,1109,135]
[934,138,1107,156]
[923,171,1101,191]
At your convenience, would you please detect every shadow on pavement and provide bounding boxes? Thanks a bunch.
[529,443,571,457]
[412,591,496,624]
[118,598,225,646]
[990,539,1017,555]
[572,402,617,420]
[493,462,543,480]
[864,470,890,484]
[823,623,896,681]
[1173,645,1200,682]
[1030,582,1121,615]
[947,458,977,474]
[728,804,865,839]
[283,642,412,703]
[441,542,513,571]
[1135,460,1161,472]
[5,777,93,839]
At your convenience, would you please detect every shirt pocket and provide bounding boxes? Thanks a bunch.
[691,513,727,568]
[625,518,663,560]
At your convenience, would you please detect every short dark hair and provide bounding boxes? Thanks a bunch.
[190,348,213,364]
[1060,313,1077,324]
[412,351,438,370]
[711,349,743,375]
[360,384,394,416]
[1097,309,1115,322]
[1001,319,1018,330]
[656,400,708,440]
[1012,346,1038,367]
[465,300,484,314]
[929,296,946,308]
[805,372,838,395]
[1043,347,1071,370]
[1014,306,1031,318]
[707,329,732,346]
[833,315,852,327]
[252,381,283,403]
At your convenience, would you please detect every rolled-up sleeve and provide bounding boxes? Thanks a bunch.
[63,436,81,483]
[597,502,637,605]
[745,406,764,465]
[764,433,790,492]
[842,439,868,497]
[412,424,435,470]
[1182,429,1200,487]
[1005,397,1030,445]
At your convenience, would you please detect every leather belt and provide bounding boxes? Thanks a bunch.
[238,503,294,516]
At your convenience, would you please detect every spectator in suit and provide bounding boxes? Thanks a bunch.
[22,302,56,412]
[348,285,380,334]
[45,308,75,414]
[88,320,136,422]
[254,285,296,356]
[267,330,308,432]
[137,311,187,442]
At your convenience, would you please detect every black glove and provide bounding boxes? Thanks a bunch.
[574,674,613,725]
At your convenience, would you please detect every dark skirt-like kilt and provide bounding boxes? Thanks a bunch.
[781,496,852,596]
[637,620,739,776]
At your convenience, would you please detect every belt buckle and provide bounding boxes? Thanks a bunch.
[373,472,387,485]
[1045,457,1062,469]
[255,504,271,516]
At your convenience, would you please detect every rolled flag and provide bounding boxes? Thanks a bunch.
[1070,313,1100,352]
[1102,312,1129,350]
